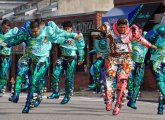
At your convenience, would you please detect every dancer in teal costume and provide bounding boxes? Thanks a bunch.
[127,27,148,109]
[0,19,13,96]
[9,19,49,107]
[47,21,85,104]
[145,23,165,114]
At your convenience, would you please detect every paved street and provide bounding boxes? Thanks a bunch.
[0,92,164,120]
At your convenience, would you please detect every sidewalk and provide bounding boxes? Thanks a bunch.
[138,90,159,102]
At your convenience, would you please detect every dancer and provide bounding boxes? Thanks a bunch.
[145,23,165,114]
[0,19,13,97]
[88,22,112,93]
[47,21,85,104]
[9,19,56,107]
[127,26,148,109]
[93,18,157,115]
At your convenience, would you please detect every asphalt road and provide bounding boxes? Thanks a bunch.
[0,92,164,120]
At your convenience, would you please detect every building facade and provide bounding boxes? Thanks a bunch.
[58,0,113,15]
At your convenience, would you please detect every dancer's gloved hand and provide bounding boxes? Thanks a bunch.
[0,41,7,47]
[150,44,157,50]
[74,35,82,40]
[78,61,83,65]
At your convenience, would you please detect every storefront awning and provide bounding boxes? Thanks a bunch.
[102,4,140,26]
[130,3,160,27]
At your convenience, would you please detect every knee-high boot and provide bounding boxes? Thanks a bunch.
[47,63,62,99]
[113,79,127,115]
[157,93,164,115]
[47,81,60,99]
[61,60,75,104]
[104,90,112,111]
[61,78,72,104]
[22,87,33,113]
